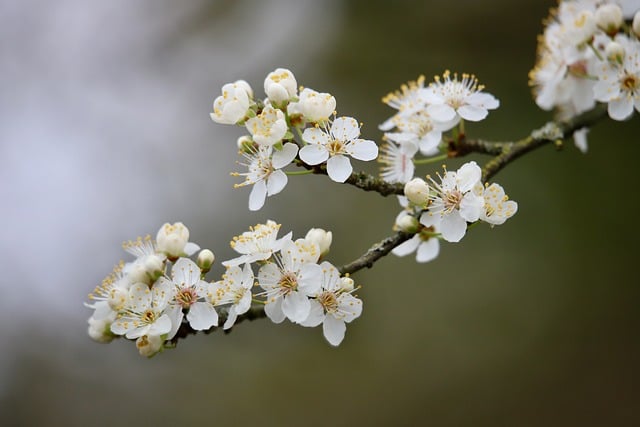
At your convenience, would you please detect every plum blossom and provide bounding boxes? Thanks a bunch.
[421,161,484,243]
[233,143,298,211]
[288,87,336,123]
[300,116,378,183]
[378,138,417,184]
[160,257,219,332]
[245,105,288,146]
[264,68,297,105]
[258,239,322,323]
[476,183,519,226]
[300,262,363,346]
[156,222,200,258]
[423,71,499,123]
[210,80,253,125]
[223,220,292,267]
[213,264,254,330]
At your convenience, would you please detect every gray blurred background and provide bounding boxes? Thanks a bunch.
[1,0,639,425]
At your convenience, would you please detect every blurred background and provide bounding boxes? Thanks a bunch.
[1,0,639,425]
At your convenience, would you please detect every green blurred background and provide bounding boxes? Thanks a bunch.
[2,0,639,425]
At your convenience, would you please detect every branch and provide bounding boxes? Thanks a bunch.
[473,105,608,181]
[338,230,413,275]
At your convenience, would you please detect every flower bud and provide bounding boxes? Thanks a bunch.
[395,213,420,233]
[210,80,253,125]
[136,334,163,358]
[404,178,430,206]
[297,88,336,123]
[338,276,355,292]
[605,41,625,63]
[305,228,332,257]
[237,135,254,152]
[156,222,190,258]
[197,249,215,271]
[264,68,297,104]
[88,316,115,343]
[595,4,623,34]
[633,11,640,38]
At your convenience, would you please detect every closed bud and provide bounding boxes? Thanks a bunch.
[197,249,215,271]
[605,41,625,63]
[264,68,297,104]
[395,213,420,233]
[156,222,190,258]
[88,316,115,343]
[305,228,332,257]
[338,276,355,292]
[633,11,640,38]
[595,4,623,34]
[136,334,163,358]
[404,178,430,206]
[144,254,164,281]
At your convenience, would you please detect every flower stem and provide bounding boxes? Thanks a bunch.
[413,154,449,165]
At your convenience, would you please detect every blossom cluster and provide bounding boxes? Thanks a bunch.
[393,161,518,262]
[378,71,499,183]
[211,68,378,210]
[86,222,362,357]
[530,0,640,151]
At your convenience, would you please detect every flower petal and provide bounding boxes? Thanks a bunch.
[391,235,421,257]
[608,97,634,121]
[439,212,467,243]
[323,315,346,346]
[331,117,360,141]
[187,302,218,330]
[300,300,325,327]
[427,104,457,122]
[266,169,288,196]
[248,180,267,211]
[347,139,378,161]
[457,105,488,122]
[282,291,311,323]
[302,127,330,145]
[299,144,329,165]
[416,239,440,263]
[171,258,200,287]
[326,155,352,182]
[264,296,286,324]
[272,143,299,169]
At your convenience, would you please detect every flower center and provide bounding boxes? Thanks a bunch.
[317,291,338,313]
[568,61,588,78]
[142,309,156,324]
[622,74,639,93]
[176,287,198,308]
[443,189,463,212]
[327,139,345,156]
[278,272,298,294]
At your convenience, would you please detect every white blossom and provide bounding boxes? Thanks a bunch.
[421,161,484,243]
[110,280,176,340]
[423,71,499,123]
[223,220,292,267]
[135,334,164,358]
[300,262,362,346]
[594,36,640,121]
[378,138,417,184]
[304,228,333,257]
[477,183,518,226]
[258,239,322,324]
[290,87,336,123]
[160,257,218,331]
[210,80,253,125]
[245,105,288,146]
[156,222,199,258]
[264,68,297,105]
[232,143,298,211]
[213,264,254,330]
[300,116,378,183]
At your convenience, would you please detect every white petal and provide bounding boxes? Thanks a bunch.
[302,127,330,145]
[378,117,396,131]
[282,292,311,323]
[148,314,172,337]
[187,302,218,330]
[326,155,352,182]
[299,144,328,165]
[457,105,488,122]
[439,212,467,243]
[323,315,346,346]
[297,262,323,295]
[223,307,238,330]
[573,128,589,153]
[459,193,484,222]
[337,293,362,323]
[183,242,200,256]
[419,211,441,228]
[427,104,457,122]
[128,283,152,312]
[418,131,441,155]
[258,263,281,289]
[264,296,286,324]
[248,180,267,211]
[171,258,200,287]
[331,117,360,141]
[272,143,299,169]
[391,235,421,257]
[347,139,378,161]
[300,300,325,327]
[164,305,183,339]
[152,279,175,311]
[608,97,634,120]
[416,239,440,263]
[456,161,482,192]
[266,169,288,196]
